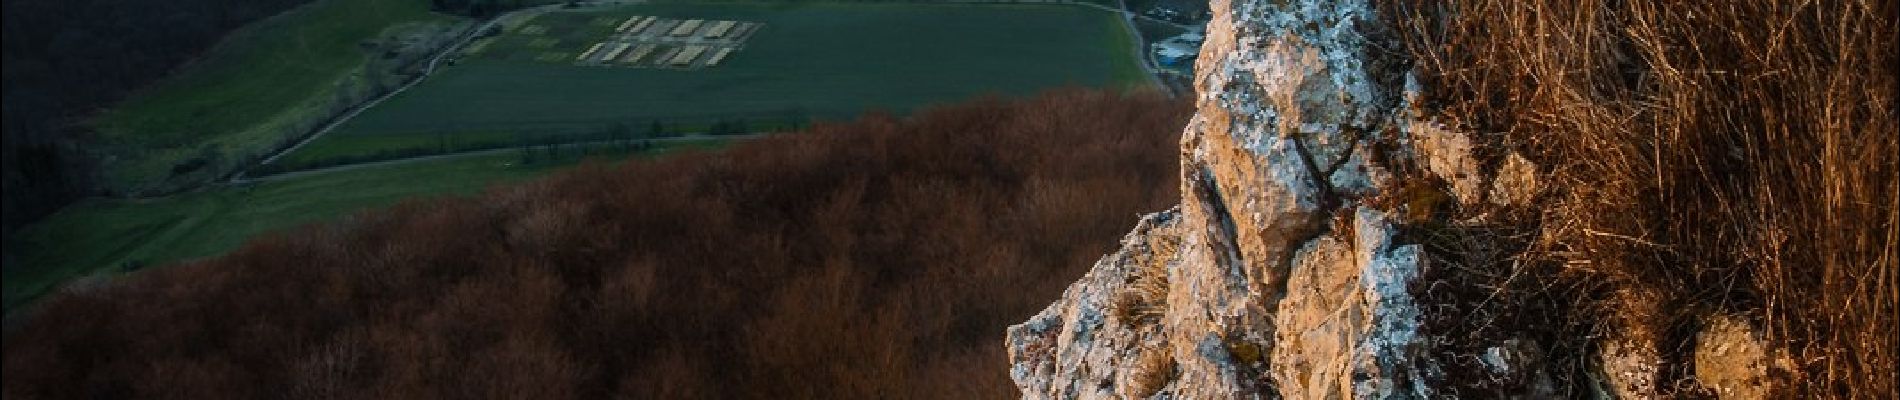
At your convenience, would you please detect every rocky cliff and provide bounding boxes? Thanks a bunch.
[1005,0,1818,398]
[1002,0,1612,398]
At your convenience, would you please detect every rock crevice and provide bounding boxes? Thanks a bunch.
[1009,0,1799,398]
[1005,0,1439,397]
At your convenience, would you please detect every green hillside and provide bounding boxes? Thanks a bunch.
[88,0,462,193]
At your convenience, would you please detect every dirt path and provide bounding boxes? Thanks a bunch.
[239,134,759,184]
[230,4,566,183]
[234,0,1173,183]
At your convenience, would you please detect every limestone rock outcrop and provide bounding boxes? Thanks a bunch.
[1005,0,1516,397]
[1006,0,1798,398]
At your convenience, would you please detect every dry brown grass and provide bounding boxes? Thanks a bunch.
[1111,224,1177,328]
[1388,0,1897,397]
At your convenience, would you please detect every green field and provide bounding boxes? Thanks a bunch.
[15,0,1150,311]
[281,1,1144,168]
[2,140,730,312]
[88,0,462,193]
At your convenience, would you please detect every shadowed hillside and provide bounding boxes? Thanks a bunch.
[1,90,1188,399]
[2,0,313,242]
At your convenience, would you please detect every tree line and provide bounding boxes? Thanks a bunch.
[2,89,1190,398]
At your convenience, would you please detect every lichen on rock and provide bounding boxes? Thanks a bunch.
[1009,0,1807,398]
[1005,0,1442,397]
[1007,210,1183,399]
[998,0,1644,396]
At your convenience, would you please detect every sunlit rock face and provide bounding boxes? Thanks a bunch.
[1006,0,1805,398]
[1005,0,1457,397]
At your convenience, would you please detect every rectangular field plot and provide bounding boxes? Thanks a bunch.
[614,16,643,32]
[600,43,632,61]
[627,17,657,34]
[670,19,704,37]
[575,42,606,61]
[303,2,1147,166]
[620,44,659,64]
[702,47,735,67]
[704,20,737,38]
[471,10,763,70]
[669,45,707,67]
[584,17,760,69]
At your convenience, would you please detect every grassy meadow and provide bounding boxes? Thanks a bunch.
[282,1,1144,168]
[11,0,1149,312]
[87,0,462,193]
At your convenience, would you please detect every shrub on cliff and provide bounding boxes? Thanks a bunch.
[1393,1,1896,397]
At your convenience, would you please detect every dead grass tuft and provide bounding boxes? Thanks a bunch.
[1112,229,1178,327]
[1125,344,1176,397]
[1388,0,1897,397]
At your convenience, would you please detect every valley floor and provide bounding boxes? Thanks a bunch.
[6,0,1152,313]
